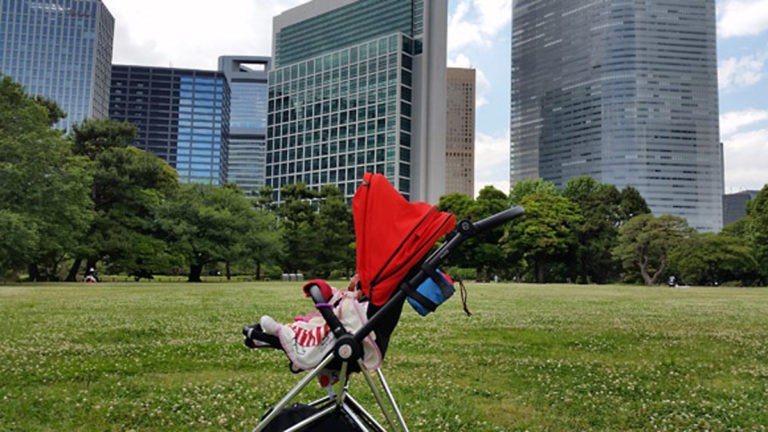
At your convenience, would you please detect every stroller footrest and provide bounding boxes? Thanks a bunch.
[243,323,281,349]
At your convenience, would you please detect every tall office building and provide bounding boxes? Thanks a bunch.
[218,56,270,194]
[0,0,114,130]
[510,0,723,232]
[723,190,760,226]
[267,0,447,203]
[446,67,475,198]
[109,65,230,185]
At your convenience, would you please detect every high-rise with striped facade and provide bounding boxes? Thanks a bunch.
[510,0,722,231]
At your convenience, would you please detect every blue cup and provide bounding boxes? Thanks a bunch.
[407,270,454,316]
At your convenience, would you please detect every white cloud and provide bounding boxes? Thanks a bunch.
[723,128,768,191]
[448,0,512,53]
[105,0,303,69]
[447,53,491,107]
[474,130,510,196]
[718,0,768,39]
[720,109,768,136]
[718,52,767,91]
[474,69,491,108]
[447,53,472,68]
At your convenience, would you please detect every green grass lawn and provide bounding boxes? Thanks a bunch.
[1,282,767,431]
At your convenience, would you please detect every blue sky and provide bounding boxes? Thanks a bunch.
[106,0,768,196]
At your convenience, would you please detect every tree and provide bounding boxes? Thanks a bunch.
[88,146,180,276]
[468,186,512,279]
[722,217,750,239]
[746,185,768,284]
[158,183,262,282]
[0,76,93,281]
[65,119,180,280]
[669,233,758,286]
[618,186,651,224]
[33,95,67,127]
[509,178,558,205]
[562,176,621,283]
[438,186,511,280]
[437,192,477,274]
[278,183,321,274]
[71,118,137,160]
[613,214,690,286]
[240,208,283,280]
[0,210,38,281]
[314,185,355,278]
[254,185,276,211]
[438,192,474,220]
[501,192,582,283]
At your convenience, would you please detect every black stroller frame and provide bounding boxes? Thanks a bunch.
[250,206,525,432]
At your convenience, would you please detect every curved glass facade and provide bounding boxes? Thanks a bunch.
[510,0,723,232]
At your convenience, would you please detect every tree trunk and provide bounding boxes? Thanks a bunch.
[7,270,20,282]
[27,263,40,282]
[66,258,82,282]
[256,262,261,280]
[188,264,203,282]
[649,255,667,286]
[536,258,545,284]
[578,249,588,284]
[226,262,231,281]
[639,257,653,286]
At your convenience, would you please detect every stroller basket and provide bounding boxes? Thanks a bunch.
[244,174,524,432]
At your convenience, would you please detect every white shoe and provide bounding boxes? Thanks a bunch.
[260,315,279,335]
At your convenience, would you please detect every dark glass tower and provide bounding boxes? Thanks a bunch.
[510,0,723,232]
[218,56,270,194]
[267,0,447,203]
[0,0,114,130]
[109,65,230,185]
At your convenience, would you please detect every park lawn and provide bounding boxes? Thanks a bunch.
[0,282,767,431]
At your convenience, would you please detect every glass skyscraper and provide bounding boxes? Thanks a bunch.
[109,65,230,185]
[510,0,723,232]
[267,0,447,203]
[218,56,269,194]
[0,0,114,130]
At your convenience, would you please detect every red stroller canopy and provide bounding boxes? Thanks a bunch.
[353,173,455,306]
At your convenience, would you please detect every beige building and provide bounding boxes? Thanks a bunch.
[446,67,475,198]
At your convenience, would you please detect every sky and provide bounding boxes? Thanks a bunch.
[103,0,768,196]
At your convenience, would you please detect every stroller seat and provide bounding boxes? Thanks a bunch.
[246,278,383,375]
[243,173,524,432]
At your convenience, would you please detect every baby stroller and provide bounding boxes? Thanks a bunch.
[243,173,524,431]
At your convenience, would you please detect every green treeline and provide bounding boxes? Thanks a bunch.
[440,180,767,286]
[0,76,353,282]
[1,76,766,285]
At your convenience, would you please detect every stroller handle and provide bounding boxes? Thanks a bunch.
[472,206,525,233]
[307,284,348,338]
